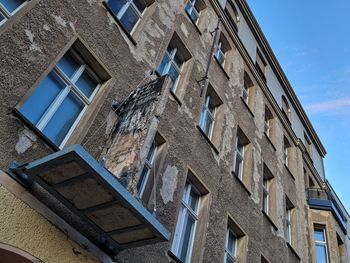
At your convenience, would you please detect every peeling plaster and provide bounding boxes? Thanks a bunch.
[178,103,194,119]
[15,129,37,154]
[180,23,189,38]
[52,15,67,27]
[160,165,178,204]
[24,29,42,52]
[43,24,50,31]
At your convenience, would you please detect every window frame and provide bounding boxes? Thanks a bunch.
[106,0,147,35]
[172,182,201,263]
[18,48,102,149]
[262,178,270,215]
[314,227,329,263]
[0,0,27,26]
[286,208,292,244]
[199,95,216,140]
[158,46,184,93]
[185,0,202,25]
[233,137,245,181]
[224,228,238,263]
[215,41,226,68]
[137,140,157,197]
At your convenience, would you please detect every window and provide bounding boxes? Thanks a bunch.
[157,34,191,94]
[214,34,231,71]
[314,226,328,263]
[286,197,295,245]
[255,49,267,81]
[0,0,26,26]
[304,133,312,158]
[224,217,246,262]
[224,228,237,263]
[19,47,103,148]
[185,0,205,25]
[233,137,244,180]
[264,106,273,138]
[262,178,269,215]
[281,95,291,121]
[233,128,250,182]
[224,0,239,31]
[199,95,216,139]
[106,0,148,34]
[137,140,157,197]
[283,137,291,167]
[172,182,201,263]
[241,77,250,105]
[262,164,275,220]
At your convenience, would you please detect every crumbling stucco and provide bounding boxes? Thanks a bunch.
[160,165,178,205]
[15,129,37,154]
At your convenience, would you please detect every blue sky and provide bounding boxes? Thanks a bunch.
[246,0,350,212]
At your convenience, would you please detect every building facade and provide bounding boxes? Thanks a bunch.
[0,0,348,262]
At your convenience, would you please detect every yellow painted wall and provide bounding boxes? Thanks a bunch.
[0,186,98,263]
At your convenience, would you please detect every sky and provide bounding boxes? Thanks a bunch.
[246,0,350,213]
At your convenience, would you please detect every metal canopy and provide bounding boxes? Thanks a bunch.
[10,145,170,257]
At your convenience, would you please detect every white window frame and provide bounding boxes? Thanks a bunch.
[21,49,101,149]
[215,41,226,68]
[0,0,27,26]
[283,142,289,167]
[199,95,216,140]
[224,228,238,263]
[159,47,184,92]
[137,141,157,197]
[172,182,200,263]
[185,0,201,24]
[241,80,249,104]
[107,0,146,34]
[286,208,292,244]
[233,138,245,180]
[264,111,271,137]
[262,178,269,215]
[314,228,329,263]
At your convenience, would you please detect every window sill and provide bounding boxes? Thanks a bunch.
[170,89,183,106]
[185,12,202,36]
[284,164,295,181]
[261,210,278,231]
[196,125,219,154]
[286,242,301,261]
[263,132,276,152]
[103,2,137,46]
[240,97,254,118]
[214,56,230,80]
[231,171,251,196]
[168,250,184,263]
[12,108,59,152]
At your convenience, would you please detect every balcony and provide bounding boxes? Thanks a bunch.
[9,145,170,258]
[307,188,347,234]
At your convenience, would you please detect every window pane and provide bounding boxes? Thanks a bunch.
[173,53,183,69]
[314,230,325,242]
[0,0,25,13]
[0,12,5,22]
[137,166,149,193]
[43,92,84,145]
[133,0,146,13]
[226,256,235,263]
[75,70,98,98]
[179,214,195,262]
[189,189,199,211]
[146,142,156,162]
[120,4,139,32]
[315,244,328,263]
[107,0,126,15]
[234,156,242,177]
[158,54,170,75]
[215,49,225,65]
[185,3,199,23]
[227,230,236,253]
[168,64,180,83]
[57,52,81,78]
[20,72,65,125]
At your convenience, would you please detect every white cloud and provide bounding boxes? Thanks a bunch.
[306,99,350,114]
